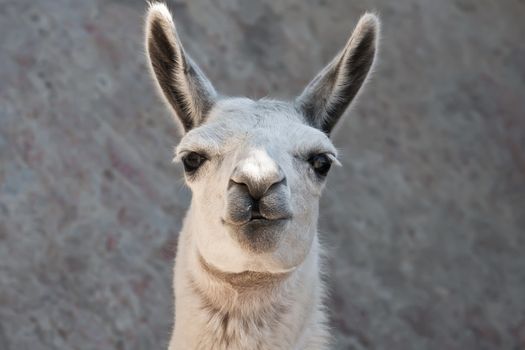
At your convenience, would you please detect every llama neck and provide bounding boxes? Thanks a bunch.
[170,225,328,350]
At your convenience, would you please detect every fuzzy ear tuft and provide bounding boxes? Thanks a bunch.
[295,13,380,135]
[145,2,217,133]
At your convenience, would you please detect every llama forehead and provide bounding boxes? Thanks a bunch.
[176,98,338,159]
[207,98,305,132]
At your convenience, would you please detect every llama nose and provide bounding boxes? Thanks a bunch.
[230,160,285,200]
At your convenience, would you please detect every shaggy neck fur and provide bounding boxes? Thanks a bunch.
[169,216,329,350]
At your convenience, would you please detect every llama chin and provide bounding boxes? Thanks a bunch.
[144,3,379,349]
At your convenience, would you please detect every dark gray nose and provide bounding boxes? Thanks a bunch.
[225,157,291,253]
[230,165,285,200]
[225,163,290,253]
[225,150,291,227]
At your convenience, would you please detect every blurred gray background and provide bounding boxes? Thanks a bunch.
[1,0,524,349]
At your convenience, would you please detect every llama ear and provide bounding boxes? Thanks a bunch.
[295,13,379,135]
[145,3,217,132]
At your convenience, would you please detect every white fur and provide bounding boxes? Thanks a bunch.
[144,4,379,349]
[169,100,333,349]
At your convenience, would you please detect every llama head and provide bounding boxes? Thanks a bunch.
[145,3,379,274]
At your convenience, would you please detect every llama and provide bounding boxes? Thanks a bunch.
[144,3,379,349]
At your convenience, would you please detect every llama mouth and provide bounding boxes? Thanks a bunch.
[245,218,289,226]
[222,217,291,227]
[221,217,290,253]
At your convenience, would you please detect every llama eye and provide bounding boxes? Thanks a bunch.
[308,154,332,177]
[182,152,206,173]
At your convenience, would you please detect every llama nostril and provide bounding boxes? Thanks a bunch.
[268,177,286,192]
[228,179,245,190]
